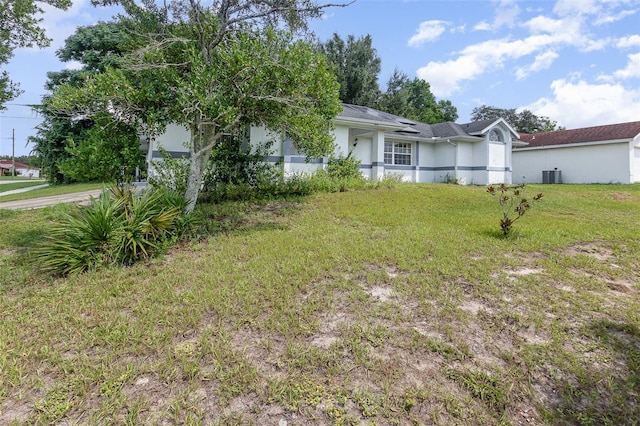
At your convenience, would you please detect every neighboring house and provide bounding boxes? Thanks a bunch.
[146,104,523,185]
[0,160,41,178]
[513,121,640,184]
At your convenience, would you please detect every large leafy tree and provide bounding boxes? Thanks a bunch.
[51,0,343,213]
[0,0,71,107]
[320,33,381,106]
[31,21,144,183]
[378,69,458,124]
[471,105,562,133]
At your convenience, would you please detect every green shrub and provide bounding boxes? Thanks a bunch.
[36,185,184,274]
[148,146,190,194]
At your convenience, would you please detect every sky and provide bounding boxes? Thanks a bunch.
[1,0,639,156]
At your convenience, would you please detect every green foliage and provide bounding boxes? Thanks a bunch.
[35,185,184,274]
[148,146,190,195]
[57,122,145,183]
[320,33,382,106]
[471,105,562,133]
[31,21,143,184]
[325,152,362,180]
[487,183,543,236]
[378,69,458,123]
[49,3,342,213]
[0,0,71,106]
[204,136,276,189]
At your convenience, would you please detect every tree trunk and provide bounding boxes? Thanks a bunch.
[183,119,217,214]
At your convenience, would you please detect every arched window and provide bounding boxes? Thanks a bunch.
[489,129,504,143]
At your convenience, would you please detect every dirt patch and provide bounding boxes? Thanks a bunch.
[0,398,33,424]
[564,241,615,261]
[507,268,544,276]
[605,280,638,295]
[366,285,394,302]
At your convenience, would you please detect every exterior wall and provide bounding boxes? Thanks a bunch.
[633,143,640,183]
[353,135,373,179]
[512,142,630,184]
[433,143,456,183]
[456,141,474,185]
[146,121,518,186]
[417,142,436,183]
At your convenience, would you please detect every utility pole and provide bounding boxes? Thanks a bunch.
[12,128,16,178]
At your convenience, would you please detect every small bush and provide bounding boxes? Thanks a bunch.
[148,146,190,194]
[36,185,185,274]
[487,183,543,236]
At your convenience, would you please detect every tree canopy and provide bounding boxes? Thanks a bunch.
[0,0,71,107]
[31,21,143,184]
[319,34,458,124]
[49,0,343,213]
[320,33,381,106]
[378,69,458,124]
[471,105,562,134]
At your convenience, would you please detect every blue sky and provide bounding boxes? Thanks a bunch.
[1,0,639,156]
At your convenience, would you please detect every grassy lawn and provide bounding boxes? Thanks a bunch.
[1,183,639,425]
[0,182,47,193]
[0,182,105,202]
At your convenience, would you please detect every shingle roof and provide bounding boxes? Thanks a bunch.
[458,119,499,134]
[338,104,488,141]
[518,121,640,148]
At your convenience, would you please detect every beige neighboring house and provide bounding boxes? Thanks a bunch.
[0,160,41,178]
[513,121,640,184]
[146,104,522,185]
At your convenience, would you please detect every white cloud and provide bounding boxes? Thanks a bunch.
[417,33,570,96]
[526,78,640,128]
[516,50,559,80]
[617,35,640,48]
[613,52,640,79]
[594,8,637,25]
[553,0,597,17]
[408,20,449,47]
[474,0,520,31]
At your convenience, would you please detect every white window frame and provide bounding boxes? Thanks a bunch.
[384,142,412,165]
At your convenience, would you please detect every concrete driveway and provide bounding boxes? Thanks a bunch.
[0,189,104,210]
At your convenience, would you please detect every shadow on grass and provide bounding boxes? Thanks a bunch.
[552,319,640,425]
[194,198,302,237]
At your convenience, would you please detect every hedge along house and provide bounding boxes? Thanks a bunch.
[512,121,640,184]
[145,104,522,185]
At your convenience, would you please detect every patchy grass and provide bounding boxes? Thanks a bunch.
[1,183,639,425]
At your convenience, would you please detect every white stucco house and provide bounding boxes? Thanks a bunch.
[0,160,41,178]
[146,104,522,185]
[512,121,640,184]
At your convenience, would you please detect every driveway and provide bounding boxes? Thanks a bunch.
[0,189,104,210]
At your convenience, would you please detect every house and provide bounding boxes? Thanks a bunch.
[512,121,640,184]
[146,104,523,185]
[0,160,41,178]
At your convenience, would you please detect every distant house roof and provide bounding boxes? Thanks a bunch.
[0,160,32,169]
[338,104,514,142]
[517,121,640,148]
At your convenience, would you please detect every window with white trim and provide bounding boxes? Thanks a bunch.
[384,142,412,165]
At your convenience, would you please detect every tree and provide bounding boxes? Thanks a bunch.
[0,0,71,107]
[471,105,561,133]
[50,0,343,213]
[31,21,144,183]
[320,33,381,106]
[378,69,458,124]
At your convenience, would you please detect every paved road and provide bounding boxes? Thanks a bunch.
[0,189,104,210]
